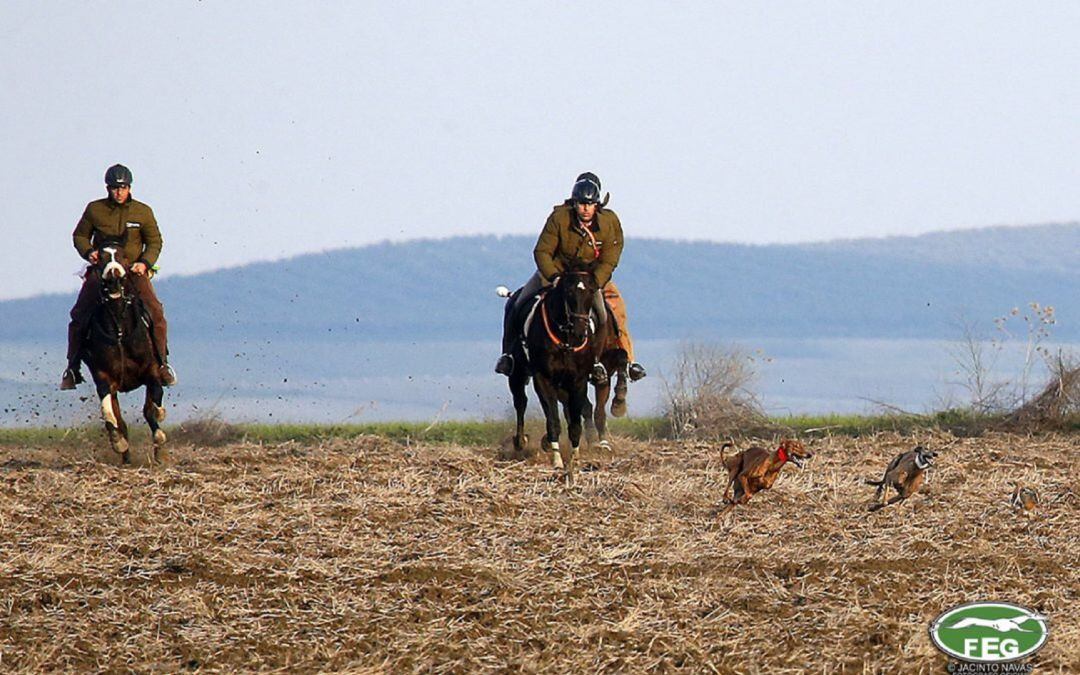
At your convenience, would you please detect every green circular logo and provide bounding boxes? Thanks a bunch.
[929,602,1049,663]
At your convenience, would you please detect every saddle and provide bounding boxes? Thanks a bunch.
[86,292,163,364]
[509,286,622,348]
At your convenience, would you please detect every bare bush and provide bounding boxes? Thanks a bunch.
[661,342,769,439]
[946,316,1011,414]
[946,303,1059,419]
[1008,351,1080,430]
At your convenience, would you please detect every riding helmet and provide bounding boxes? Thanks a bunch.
[571,172,602,204]
[105,164,133,187]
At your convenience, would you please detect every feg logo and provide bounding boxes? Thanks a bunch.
[929,602,1048,663]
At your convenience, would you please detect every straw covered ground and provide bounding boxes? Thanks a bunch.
[0,430,1077,672]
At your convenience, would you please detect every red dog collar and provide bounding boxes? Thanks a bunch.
[776,445,789,463]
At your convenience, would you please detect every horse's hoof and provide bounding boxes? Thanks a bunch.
[611,399,627,418]
[121,450,131,465]
[597,439,612,451]
[114,436,130,454]
[154,446,172,465]
[551,451,564,469]
[153,429,167,446]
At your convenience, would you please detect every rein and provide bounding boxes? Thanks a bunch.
[539,271,594,352]
[540,298,590,352]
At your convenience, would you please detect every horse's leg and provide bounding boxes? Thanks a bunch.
[582,391,598,447]
[533,376,563,469]
[593,372,612,450]
[95,379,128,461]
[510,369,529,453]
[96,379,129,462]
[564,385,588,487]
[144,382,168,464]
[115,393,130,463]
[610,349,629,418]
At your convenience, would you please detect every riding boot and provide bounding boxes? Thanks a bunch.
[159,363,178,386]
[60,322,85,390]
[495,294,517,376]
[590,362,609,386]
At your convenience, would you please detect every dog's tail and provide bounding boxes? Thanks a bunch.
[864,479,884,486]
[720,440,734,463]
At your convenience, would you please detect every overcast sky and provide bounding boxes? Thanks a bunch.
[2,1,1079,300]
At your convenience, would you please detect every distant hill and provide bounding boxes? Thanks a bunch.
[3,223,1079,342]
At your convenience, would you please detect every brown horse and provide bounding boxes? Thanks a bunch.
[506,261,614,485]
[79,241,168,464]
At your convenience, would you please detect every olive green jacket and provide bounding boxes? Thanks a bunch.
[533,203,623,287]
[73,197,162,267]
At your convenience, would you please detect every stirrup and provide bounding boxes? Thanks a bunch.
[590,362,608,385]
[60,367,83,390]
[628,362,647,382]
[495,354,514,376]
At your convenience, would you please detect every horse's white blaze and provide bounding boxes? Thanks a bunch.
[101,395,118,426]
[577,281,585,290]
[103,261,126,279]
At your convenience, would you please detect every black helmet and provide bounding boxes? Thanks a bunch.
[104,164,133,187]
[571,172,602,204]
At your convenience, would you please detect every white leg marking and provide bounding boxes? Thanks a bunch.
[101,395,118,427]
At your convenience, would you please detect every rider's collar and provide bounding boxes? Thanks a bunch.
[575,217,599,233]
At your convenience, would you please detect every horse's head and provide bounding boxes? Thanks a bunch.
[95,241,130,300]
[553,260,599,346]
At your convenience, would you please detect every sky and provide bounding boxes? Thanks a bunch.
[2,1,1079,300]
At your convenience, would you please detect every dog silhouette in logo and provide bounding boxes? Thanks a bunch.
[943,611,1047,633]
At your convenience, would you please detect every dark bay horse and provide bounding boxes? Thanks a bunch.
[80,241,168,464]
[506,261,615,485]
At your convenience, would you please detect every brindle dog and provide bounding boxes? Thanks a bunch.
[718,438,813,516]
[79,241,168,464]
[866,445,937,511]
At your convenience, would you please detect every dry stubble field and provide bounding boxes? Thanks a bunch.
[0,430,1077,672]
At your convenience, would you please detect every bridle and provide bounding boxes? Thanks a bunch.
[95,246,136,382]
[540,270,594,352]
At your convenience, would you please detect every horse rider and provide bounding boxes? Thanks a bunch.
[61,164,178,389]
[495,172,646,383]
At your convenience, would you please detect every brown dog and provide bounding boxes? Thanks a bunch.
[718,438,812,516]
[866,445,937,511]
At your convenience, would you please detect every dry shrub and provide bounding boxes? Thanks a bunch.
[1007,352,1080,430]
[172,412,245,446]
[661,342,770,439]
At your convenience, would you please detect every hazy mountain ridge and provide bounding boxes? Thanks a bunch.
[2,224,1078,343]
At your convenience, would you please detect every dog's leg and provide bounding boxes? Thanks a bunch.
[738,475,753,504]
[722,471,737,502]
[884,493,908,508]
